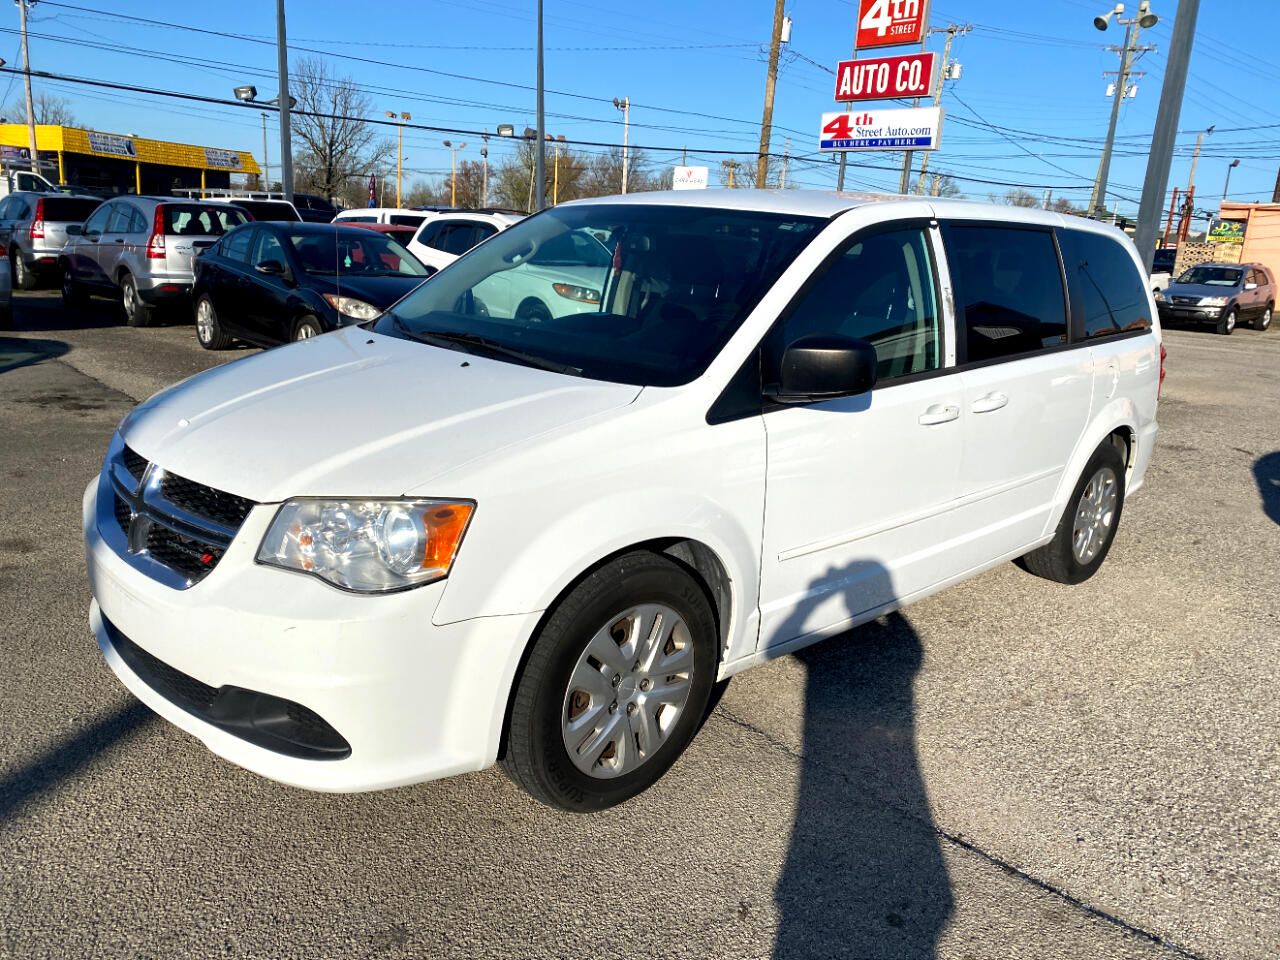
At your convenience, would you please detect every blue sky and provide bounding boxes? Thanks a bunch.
[7,0,1277,215]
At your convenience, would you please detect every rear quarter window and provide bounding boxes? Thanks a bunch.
[1058,229,1151,339]
[165,205,250,236]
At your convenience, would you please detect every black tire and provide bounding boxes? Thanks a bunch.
[11,248,37,291]
[0,299,10,331]
[1255,303,1273,331]
[194,295,233,351]
[1216,307,1236,336]
[120,274,153,327]
[292,316,323,341]
[515,297,552,323]
[1019,440,1126,585]
[502,550,718,812]
[61,262,86,308]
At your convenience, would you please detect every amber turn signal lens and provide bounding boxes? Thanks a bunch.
[423,502,475,571]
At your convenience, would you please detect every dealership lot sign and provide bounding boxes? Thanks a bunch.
[820,107,942,151]
[856,0,930,50]
[835,51,937,101]
[672,166,709,190]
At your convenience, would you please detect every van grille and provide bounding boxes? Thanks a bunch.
[106,446,256,588]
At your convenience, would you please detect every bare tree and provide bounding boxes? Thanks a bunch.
[999,188,1040,208]
[290,56,392,201]
[931,173,963,198]
[580,146,659,197]
[4,92,76,125]
[492,139,591,210]
[444,159,487,208]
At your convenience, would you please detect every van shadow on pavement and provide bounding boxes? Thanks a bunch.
[0,336,69,375]
[772,560,952,959]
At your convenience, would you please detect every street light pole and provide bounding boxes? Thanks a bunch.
[1222,158,1240,201]
[1089,1,1158,218]
[535,0,546,210]
[276,0,294,203]
[481,131,489,207]
[612,97,630,193]
[385,111,410,207]
[261,113,269,190]
[17,0,39,178]
[442,141,466,207]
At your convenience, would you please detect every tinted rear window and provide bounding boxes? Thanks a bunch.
[1059,229,1151,339]
[944,225,1068,361]
[235,200,301,222]
[388,214,427,227]
[42,197,102,222]
[164,205,249,236]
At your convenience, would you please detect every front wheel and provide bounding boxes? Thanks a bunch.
[1255,304,1272,331]
[195,295,232,350]
[1216,307,1236,335]
[502,551,718,811]
[292,316,323,341]
[1018,440,1126,585]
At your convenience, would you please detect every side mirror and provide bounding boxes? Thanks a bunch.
[255,258,289,279]
[1245,281,1258,291]
[767,335,878,403]
[66,224,82,236]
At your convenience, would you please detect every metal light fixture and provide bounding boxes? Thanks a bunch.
[1137,1,1159,28]
[1094,3,1122,30]
[496,123,515,137]
[233,85,258,102]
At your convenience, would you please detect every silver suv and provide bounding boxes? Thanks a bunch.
[60,197,250,326]
[0,191,102,290]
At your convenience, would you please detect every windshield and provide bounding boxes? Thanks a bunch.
[1177,266,1242,287]
[374,203,821,386]
[289,231,430,277]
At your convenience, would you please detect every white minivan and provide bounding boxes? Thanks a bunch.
[84,192,1162,811]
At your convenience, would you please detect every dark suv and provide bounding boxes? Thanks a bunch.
[1156,262,1274,335]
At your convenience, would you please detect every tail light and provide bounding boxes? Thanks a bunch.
[1158,342,1167,398]
[29,198,44,240]
[146,205,166,259]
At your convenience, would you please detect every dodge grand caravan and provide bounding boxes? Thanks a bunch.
[85,192,1162,811]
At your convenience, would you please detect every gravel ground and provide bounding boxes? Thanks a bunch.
[1,290,1276,959]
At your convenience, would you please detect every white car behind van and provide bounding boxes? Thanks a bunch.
[85,192,1161,811]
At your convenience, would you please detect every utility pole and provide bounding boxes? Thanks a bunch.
[1134,0,1200,268]
[899,31,930,194]
[480,132,489,207]
[17,0,39,178]
[1161,186,1179,248]
[915,24,970,195]
[261,113,269,190]
[1177,125,1212,242]
[780,139,790,189]
[836,30,859,192]
[1088,1,1157,218]
[757,0,786,189]
[931,174,941,197]
[276,0,294,202]
[534,0,546,210]
[613,97,630,193]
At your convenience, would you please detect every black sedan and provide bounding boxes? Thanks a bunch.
[191,222,434,349]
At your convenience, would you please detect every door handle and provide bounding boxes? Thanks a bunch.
[971,392,1009,414]
[918,403,960,426]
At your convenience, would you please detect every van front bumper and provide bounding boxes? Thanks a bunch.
[84,478,540,793]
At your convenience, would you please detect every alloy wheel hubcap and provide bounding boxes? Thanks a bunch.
[1072,466,1118,564]
[124,283,136,314]
[196,300,213,341]
[1263,309,1272,329]
[561,603,694,779]
[1226,312,1235,331]
[296,324,315,340]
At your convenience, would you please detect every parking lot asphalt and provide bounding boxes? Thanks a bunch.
[1,289,1276,960]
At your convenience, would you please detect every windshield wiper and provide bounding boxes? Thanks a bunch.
[394,319,580,376]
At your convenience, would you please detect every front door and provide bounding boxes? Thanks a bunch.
[758,222,965,651]
[243,227,295,344]
[71,202,114,287]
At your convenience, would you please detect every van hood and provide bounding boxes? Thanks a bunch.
[121,327,642,503]
[1164,282,1240,300]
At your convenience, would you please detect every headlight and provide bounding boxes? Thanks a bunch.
[1153,287,1164,301]
[257,499,474,593]
[552,282,600,304]
[1199,296,1229,307]
[323,294,382,320]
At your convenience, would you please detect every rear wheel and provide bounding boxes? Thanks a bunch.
[1018,440,1126,585]
[502,551,718,811]
[120,274,153,327]
[293,316,322,341]
[195,295,232,350]
[61,263,86,308]
[1255,304,1272,331]
[1216,307,1236,335]
[11,249,37,291]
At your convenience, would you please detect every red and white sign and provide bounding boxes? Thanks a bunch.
[856,0,930,50]
[835,51,936,102]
